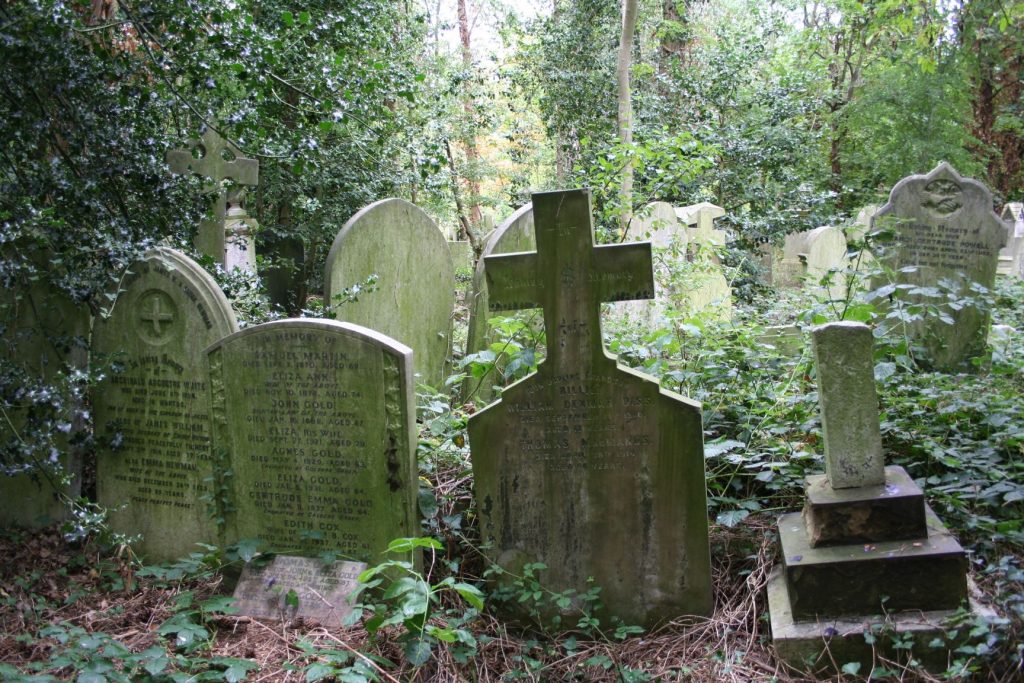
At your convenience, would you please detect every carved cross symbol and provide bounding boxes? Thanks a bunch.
[167,128,258,187]
[484,190,655,372]
[141,295,174,336]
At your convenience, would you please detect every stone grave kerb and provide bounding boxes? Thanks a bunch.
[484,190,655,373]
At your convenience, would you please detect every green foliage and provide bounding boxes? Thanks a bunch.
[345,537,484,668]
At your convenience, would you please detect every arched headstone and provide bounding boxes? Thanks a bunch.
[325,199,454,389]
[93,248,238,562]
[207,319,417,560]
[462,204,535,403]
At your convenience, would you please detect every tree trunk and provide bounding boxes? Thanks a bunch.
[616,0,639,238]
[457,0,482,236]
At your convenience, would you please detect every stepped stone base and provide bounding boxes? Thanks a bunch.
[779,505,967,620]
[803,466,927,547]
[768,567,991,675]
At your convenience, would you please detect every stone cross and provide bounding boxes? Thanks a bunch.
[167,128,259,188]
[485,192,655,369]
[140,295,173,335]
[811,321,885,489]
[167,128,259,271]
[468,189,712,626]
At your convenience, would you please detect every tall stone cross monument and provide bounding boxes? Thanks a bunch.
[467,190,713,627]
[167,128,259,272]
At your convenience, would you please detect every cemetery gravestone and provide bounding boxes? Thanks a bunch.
[468,190,712,627]
[872,162,1006,371]
[325,199,454,389]
[608,202,682,327]
[769,321,972,672]
[676,202,726,261]
[167,128,260,272]
[803,225,848,297]
[207,319,417,560]
[233,556,365,625]
[93,248,238,562]
[0,277,90,527]
[998,202,1023,277]
[463,204,535,403]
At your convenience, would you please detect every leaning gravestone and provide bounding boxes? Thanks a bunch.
[468,190,712,627]
[93,248,238,562]
[1,274,90,527]
[872,162,1006,371]
[462,204,535,403]
[803,225,849,298]
[325,199,454,389]
[233,556,365,625]
[207,319,417,560]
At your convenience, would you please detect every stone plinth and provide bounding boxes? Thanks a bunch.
[803,466,927,547]
[779,506,967,620]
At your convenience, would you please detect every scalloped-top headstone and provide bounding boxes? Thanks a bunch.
[468,190,712,627]
[462,204,535,403]
[325,199,454,389]
[207,319,416,560]
[93,248,238,562]
[872,162,1006,370]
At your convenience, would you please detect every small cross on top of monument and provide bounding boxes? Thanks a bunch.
[483,190,655,371]
[167,127,258,188]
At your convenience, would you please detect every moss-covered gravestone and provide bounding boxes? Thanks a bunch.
[467,190,712,627]
[1,276,90,528]
[93,248,238,562]
[207,319,417,560]
[769,322,973,673]
[872,162,1006,371]
[463,203,535,403]
[325,199,454,389]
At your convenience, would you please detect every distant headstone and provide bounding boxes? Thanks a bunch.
[774,232,808,287]
[769,320,972,673]
[676,202,726,261]
[1,276,90,527]
[167,128,260,272]
[468,190,712,627]
[93,248,238,562]
[325,199,454,389]
[803,226,848,296]
[208,319,416,561]
[872,162,1006,370]
[811,322,884,489]
[462,204,535,403]
[233,556,366,625]
[998,202,1023,277]
[609,202,683,326]
[846,205,880,274]
[448,240,473,273]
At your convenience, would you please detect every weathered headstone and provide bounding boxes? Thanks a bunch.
[233,556,365,625]
[1,276,90,527]
[608,202,683,327]
[872,162,1006,371]
[803,226,849,297]
[811,322,884,489]
[769,321,973,673]
[468,190,712,627]
[676,202,726,262]
[325,199,454,389]
[93,248,238,562]
[462,204,535,403]
[167,128,260,272]
[998,202,1023,277]
[207,319,417,561]
[774,232,808,287]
